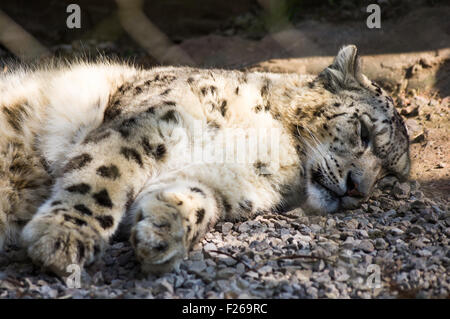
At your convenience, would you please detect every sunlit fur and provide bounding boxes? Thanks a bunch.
[0,45,410,275]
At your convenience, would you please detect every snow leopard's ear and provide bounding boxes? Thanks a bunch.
[319,45,367,92]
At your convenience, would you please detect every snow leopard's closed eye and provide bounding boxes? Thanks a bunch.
[297,45,410,213]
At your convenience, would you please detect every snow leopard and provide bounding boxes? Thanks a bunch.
[0,45,409,276]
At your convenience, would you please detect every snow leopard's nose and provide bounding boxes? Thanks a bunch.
[345,172,365,198]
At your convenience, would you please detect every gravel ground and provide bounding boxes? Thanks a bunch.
[0,176,448,299]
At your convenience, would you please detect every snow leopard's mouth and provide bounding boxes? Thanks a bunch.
[309,178,368,213]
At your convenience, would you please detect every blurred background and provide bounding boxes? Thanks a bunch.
[0,0,448,197]
[0,1,447,68]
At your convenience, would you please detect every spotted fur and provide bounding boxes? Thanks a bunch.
[0,45,409,277]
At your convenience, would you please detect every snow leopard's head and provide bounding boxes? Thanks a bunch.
[295,45,410,213]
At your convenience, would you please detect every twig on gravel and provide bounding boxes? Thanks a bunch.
[272,254,331,262]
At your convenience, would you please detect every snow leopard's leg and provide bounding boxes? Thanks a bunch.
[129,179,224,274]
[21,113,169,277]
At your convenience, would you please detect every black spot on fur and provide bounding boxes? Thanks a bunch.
[83,130,112,144]
[223,199,232,213]
[187,77,194,84]
[254,105,262,113]
[333,102,341,107]
[154,241,168,252]
[254,161,270,176]
[207,120,221,129]
[120,147,143,167]
[14,219,28,226]
[76,240,85,262]
[155,144,166,160]
[125,188,135,211]
[66,183,91,194]
[260,79,270,97]
[160,88,171,96]
[326,113,347,120]
[63,153,93,173]
[160,110,178,123]
[196,208,205,224]
[97,165,120,180]
[146,106,155,114]
[134,86,143,94]
[51,201,62,207]
[190,187,206,196]
[3,103,29,132]
[63,214,87,227]
[96,215,114,229]
[164,101,176,106]
[141,136,153,156]
[74,204,93,216]
[54,239,62,250]
[92,189,113,208]
[235,86,239,95]
[104,99,122,121]
[220,100,228,117]
[117,117,138,138]
[52,208,68,215]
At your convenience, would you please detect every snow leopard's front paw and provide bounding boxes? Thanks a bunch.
[22,211,105,278]
[130,191,187,275]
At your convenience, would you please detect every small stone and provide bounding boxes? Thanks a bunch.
[400,105,419,117]
[189,250,204,261]
[410,269,420,282]
[313,259,325,271]
[203,243,217,253]
[375,238,388,249]
[376,175,398,190]
[435,162,445,169]
[189,260,207,272]
[346,219,359,229]
[368,205,383,214]
[331,267,350,282]
[295,270,312,282]
[408,225,424,235]
[235,263,246,275]
[245,271,259,279]
[326,219,336,228]
[216,268,236,279]
[218,256,237,266]
[40,285,58,298]
[392,182,410,199]
[358,240,375,253]
[257,265,272,275]
[417,249,432,257]
[409,180,420,192]
[306,286,318,298]
[238,222,250,233]
[221,222,233,235]
[389,227,404,236]
[411,132,426,144]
